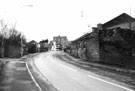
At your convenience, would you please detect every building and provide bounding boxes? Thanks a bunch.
[68,12,135,69]
[27,40,37,53]
[53,35,69,47]
[39,39,49,52]
[96,13,135,30]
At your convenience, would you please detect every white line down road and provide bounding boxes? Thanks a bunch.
[26,62,43,91]
[34,51,133,91]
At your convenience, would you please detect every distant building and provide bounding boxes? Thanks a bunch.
[53,35,69,47]
[39,39,49,52]
[27,40,37,53]
[100,13,135,30]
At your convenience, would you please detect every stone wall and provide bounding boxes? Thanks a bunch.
[85,38,99,62]
[99,28,135,69]
[68,28,135,69]
[69,32,99,62]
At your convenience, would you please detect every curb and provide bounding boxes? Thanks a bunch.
[26,62,43,91]
[27,58,59,91]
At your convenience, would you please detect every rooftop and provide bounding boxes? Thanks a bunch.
[103,13,135,29]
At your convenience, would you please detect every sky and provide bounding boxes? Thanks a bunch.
[0,0,135,42]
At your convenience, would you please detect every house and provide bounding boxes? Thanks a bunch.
[39,39,49,52]
[27,40,37,53]
[96,13,135,30]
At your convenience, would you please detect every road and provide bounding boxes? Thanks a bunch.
[33,51,134,91]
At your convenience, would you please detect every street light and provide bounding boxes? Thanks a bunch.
[20,5,33,8]
[19,4,33,57]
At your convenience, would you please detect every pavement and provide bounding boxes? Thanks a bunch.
[0,59,40,91]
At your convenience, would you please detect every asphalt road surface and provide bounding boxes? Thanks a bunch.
[33,51,134,91]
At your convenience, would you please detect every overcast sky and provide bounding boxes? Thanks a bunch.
[0,0,135,42]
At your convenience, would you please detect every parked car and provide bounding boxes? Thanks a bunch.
[56,44,62,51]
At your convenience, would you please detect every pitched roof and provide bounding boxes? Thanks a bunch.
[103,13,135,29]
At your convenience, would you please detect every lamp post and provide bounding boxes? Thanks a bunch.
[19,4,33,57]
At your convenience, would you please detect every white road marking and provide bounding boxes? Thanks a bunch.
[88,75,133,91]
[26,62,43,91]
[59,63,77,72]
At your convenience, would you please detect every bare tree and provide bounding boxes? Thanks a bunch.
[0,20,8,57]
[0,19,26,57]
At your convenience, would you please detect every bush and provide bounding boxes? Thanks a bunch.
[0,20,27,58]
[99,28,135,69]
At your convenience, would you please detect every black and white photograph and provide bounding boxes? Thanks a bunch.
[0,0,135,91]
